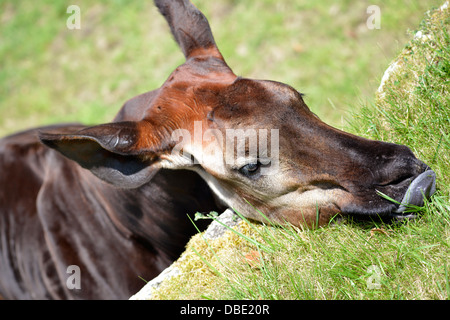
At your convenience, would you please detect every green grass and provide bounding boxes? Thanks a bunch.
[0,0,443,136]
[149,194,449,300]
[223,201,449,300]
[148,3,450,300]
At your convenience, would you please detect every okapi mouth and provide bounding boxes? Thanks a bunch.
[393,169,436,217]
[342,164,436,222]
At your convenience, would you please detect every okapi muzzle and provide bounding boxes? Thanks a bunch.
[40,0,436,227]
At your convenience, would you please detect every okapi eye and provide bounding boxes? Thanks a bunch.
[239,161,261,177]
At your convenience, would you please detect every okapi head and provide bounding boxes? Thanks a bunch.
[40,0,435,227]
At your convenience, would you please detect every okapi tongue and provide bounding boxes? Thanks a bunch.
[395,170,436,213]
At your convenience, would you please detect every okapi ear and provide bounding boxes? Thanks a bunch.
[39,122,163,188]
[155,0,223,60]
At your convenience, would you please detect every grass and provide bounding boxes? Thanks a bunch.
[150,195,449,300]
[147,3,450,300]
[0,0,444,136]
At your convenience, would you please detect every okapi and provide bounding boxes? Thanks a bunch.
[0,0,435,299]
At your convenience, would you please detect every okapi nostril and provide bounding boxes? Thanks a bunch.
[395,170,436,213]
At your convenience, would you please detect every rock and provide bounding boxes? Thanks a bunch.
[129,264,181,300]
[204,209,242,240]
[377,59,402,97]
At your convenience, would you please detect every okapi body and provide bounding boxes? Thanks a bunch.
[0,0,435,299]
